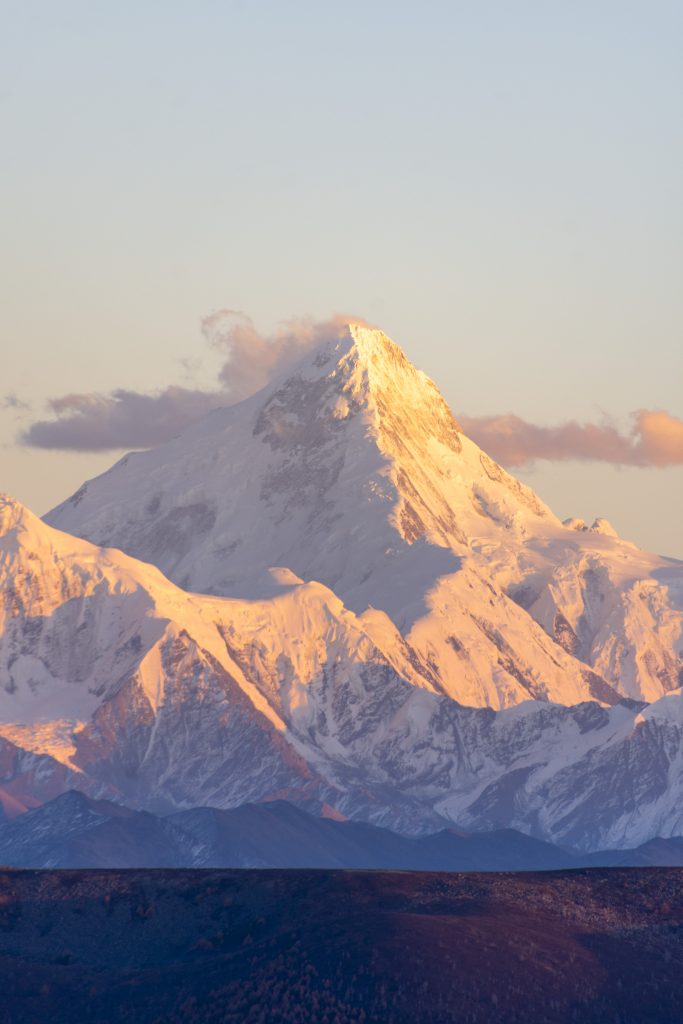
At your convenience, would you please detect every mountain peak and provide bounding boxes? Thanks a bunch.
[0,492,25,526]
[307,322,457,416]
[346,321,416,373]
[265,321,467,482]
[0,493,43,542]
[348,323,464,435]
[45,324,552,601]
[273,321,453,419]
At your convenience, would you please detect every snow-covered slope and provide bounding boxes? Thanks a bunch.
[46,323,681,706]
[1,494,441,817]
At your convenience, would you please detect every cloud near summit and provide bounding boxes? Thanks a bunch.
[204,310,372,399]
[21,314,366,452]
[20,313,683,468]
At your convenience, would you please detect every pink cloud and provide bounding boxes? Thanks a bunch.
[21,314,368,452]
[459,410,683,468]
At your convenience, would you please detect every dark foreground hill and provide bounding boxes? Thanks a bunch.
[0,868,682,1023]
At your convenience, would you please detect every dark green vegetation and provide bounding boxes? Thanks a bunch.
[0,868,681,1023]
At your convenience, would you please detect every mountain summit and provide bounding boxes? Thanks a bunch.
[47,323,552,613]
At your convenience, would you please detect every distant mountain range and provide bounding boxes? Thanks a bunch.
[2,790,683,871]
[1,322,682,859]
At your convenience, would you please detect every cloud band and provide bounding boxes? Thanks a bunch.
[460,410,683,468]
[19,312,683,468]
[20,314,364,452]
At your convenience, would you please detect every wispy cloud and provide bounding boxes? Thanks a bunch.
[460,410,683,468]
[203,310,369,398]
[21,314,366,452]
[23,387,226,452]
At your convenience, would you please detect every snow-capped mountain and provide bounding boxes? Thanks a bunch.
[2,322,682,853]
[47,323,682,706]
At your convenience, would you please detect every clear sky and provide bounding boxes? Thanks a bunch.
[2,1,682,556]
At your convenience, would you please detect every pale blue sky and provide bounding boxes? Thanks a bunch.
[2,1,682,554]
